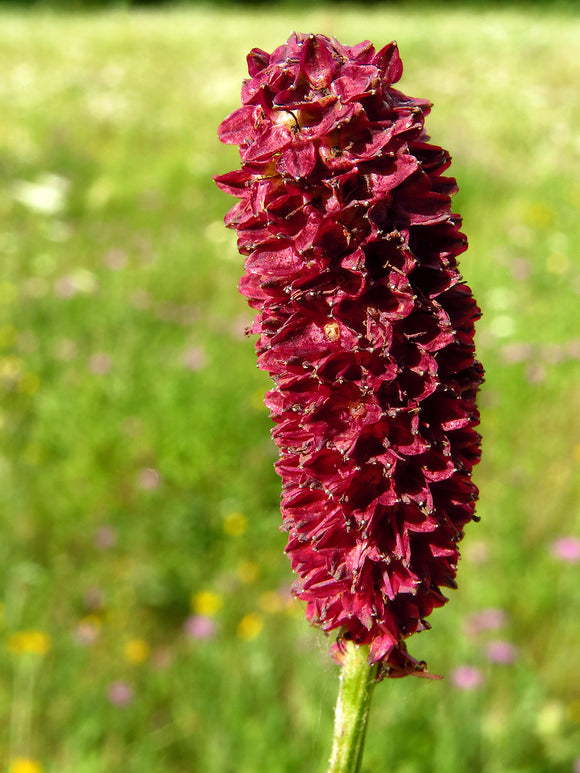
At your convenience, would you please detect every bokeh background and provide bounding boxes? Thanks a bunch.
[1,2,579,772]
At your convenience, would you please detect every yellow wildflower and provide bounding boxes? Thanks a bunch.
[9,758,43,773]
[7,630,51,656]
[191,590,222,617]
[237,612,263,641]
[0,355,21,381]
[18,374,40,395]
[259,591,283,614]
[236,560,259,584]
[123,638,150,665]
[223,511,247,537]
[526,203,552,227]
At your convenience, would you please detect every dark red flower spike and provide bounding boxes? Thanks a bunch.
[216,33,483,678]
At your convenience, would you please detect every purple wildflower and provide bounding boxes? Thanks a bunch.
[551,536,580,563]
[450,665,484,690]
[107,681,134,707]
[484,640,517,664]
[184,615,217,640]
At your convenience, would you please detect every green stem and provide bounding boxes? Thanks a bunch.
[327,641,379,773]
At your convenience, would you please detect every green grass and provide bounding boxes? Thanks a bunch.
[0,4,579,772]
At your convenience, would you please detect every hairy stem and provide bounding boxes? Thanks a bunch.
[328,641,378,773]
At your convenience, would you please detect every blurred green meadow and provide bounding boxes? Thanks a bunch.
[0,3,579,772]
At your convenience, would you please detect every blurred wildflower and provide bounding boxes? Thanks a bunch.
[94,525,117,550]
[227,31,485,676]
[488,315,515,339]
[130,289,151,310]
[499,342,532,364]
[540,343,565,365]
[54,338,78,361]
[574,758,580,773]
[7,630,51,656]
[12,173,69,215]
[183,615,217,640]
[8,759,43,773]
[107,681,134,707]
[151,646,173,670]
[74,615,101,646]
[191,591,222,617]
[88,353,112,375]
[0,356,22,382]
[484,640,517,664]
[237,612,263,641]
[137,467,161,491]
[0,324,18,347]
[525,363,546,384]
[525,203,552,228]
[22,278,48,299]
[450,665,484,690]
[86,177,114,209]
[550,536,580,563]
[123,638,150,665]
[155,302,183,323]
[546,253,569,275]
[17,331,38,354]
[18,374,40,395]
[487,286,514,312]
[535,701,564,738]
[236,560,260,584]
[259,591,284,614]
[104,248,128,270]
[83,588,105,611]
[175,305,199,326]
[182,347,207,371]
[463,540,489,564]
[223,511,247,537]
[231,314,253,339]
[510,257,532,282]
[54,268,99,299]
[464,608,507,637]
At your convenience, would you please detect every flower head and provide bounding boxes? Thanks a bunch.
[450,665,484,690]
[107,681,134,707]
[9,759,43,773]
[484,640,517,664]
[184,614,217,640]
[550,536,580,563]
[216,33,483,677]
[7,630,52,657]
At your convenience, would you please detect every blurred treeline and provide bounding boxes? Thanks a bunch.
[3,0,573,9]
